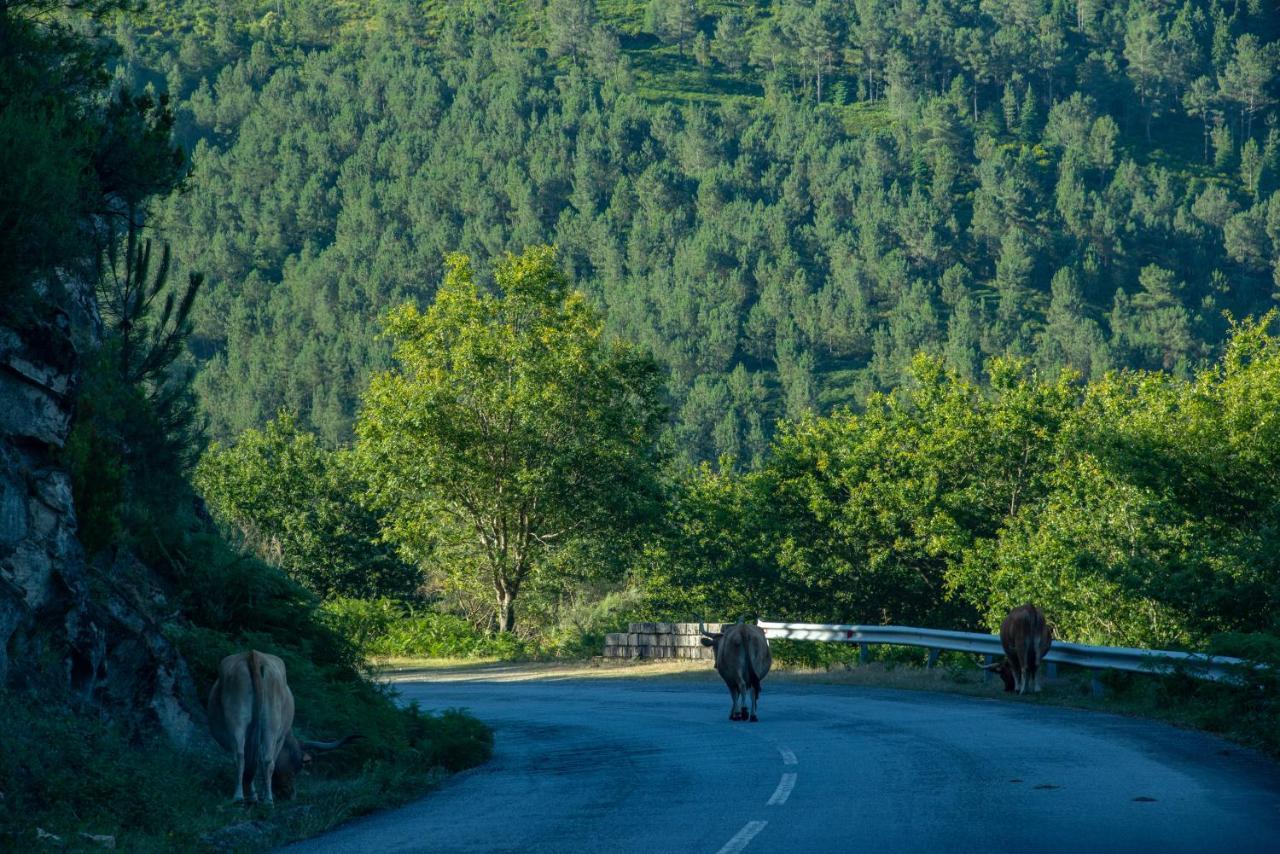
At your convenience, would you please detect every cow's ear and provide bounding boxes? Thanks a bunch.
[700,637,714,647]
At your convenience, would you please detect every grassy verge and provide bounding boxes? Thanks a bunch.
[0,685,491,852]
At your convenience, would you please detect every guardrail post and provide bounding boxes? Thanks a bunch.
[982,653,993,682]
[1090,669,1105,698]
[859,644,869,664]
[926,648,940,669]
[1046,662,1057,680]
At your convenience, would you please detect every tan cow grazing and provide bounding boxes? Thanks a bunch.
[700,620,773,722]
[982,604,1053,695]
[208,650,358,804]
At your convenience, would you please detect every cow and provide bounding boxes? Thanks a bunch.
[981,604,1053,695]
[208,650,358,804]
[700,620,772,722]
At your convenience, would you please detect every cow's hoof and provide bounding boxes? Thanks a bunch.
[750,714,759,722]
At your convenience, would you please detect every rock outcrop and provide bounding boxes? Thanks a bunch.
[0,281,203,744]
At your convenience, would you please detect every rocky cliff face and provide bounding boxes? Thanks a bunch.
[0,279,203,744]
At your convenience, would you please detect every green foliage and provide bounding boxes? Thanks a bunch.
[356,247,667,632]
[649,318,1280,655]
[0,32,186,311]
[196,412,420,599]
[106,0,1277,466]
[0,689,223,851]
[319,598,531,659]
[768,638,860,670]
[535,586,652,658]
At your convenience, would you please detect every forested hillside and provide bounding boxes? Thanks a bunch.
[112,0,1280,463]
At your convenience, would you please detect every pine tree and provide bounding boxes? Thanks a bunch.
[711,11,748,73]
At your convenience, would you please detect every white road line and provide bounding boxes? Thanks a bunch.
[715,821,768,854]
[767,773,797,806]
[778,747,797,766]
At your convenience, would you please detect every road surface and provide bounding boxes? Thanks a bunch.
[287,670,1280,854]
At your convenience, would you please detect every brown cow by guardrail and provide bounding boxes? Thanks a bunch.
[208,651,358,803]
[701,620,773,721]
[982,604,1053,694]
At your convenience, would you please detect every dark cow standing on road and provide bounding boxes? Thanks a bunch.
[701,620,772,721]
[983,604,1053,694]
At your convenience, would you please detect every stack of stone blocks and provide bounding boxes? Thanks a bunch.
[603,622,721,660]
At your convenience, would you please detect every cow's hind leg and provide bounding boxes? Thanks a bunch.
[727,683,741,720]
[262,756,276,805]
[748,684,760,722]
[233,749,247,803]
[737,678,752,721]
[239,751,259,804]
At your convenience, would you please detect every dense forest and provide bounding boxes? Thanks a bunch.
[124,0,1280,649]
[110,0,1280,466]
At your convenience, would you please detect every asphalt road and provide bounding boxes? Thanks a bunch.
[287,671,1280,854]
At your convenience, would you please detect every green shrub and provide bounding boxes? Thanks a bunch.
[537,588,651,659]
[319,598,533,659]
[0,690,222,851]
[770,639,862,669]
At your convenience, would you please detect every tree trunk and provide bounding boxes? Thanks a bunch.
[496,590,516,633]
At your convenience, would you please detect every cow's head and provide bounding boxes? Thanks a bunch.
[699,621,726,658]
[271,733,362,800]
[980,659,1017,693]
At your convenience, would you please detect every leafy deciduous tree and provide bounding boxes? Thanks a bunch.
[356,247,667,632]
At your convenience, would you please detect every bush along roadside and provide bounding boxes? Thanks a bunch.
[318,588,654,663]
[319,598,533,660]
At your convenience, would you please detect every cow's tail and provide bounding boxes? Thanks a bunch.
[245,650,267,786]
[1032,610,1048,663]
[746,652,762,695]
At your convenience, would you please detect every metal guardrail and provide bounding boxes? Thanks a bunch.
[757,620,1257,685]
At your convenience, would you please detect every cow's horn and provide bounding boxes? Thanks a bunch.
[301,734,362,752]
[978,662,1003,671]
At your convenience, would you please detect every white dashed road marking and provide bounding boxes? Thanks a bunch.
[715,821,768,854]
[778,747,797,766]
[767,773,797,806]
